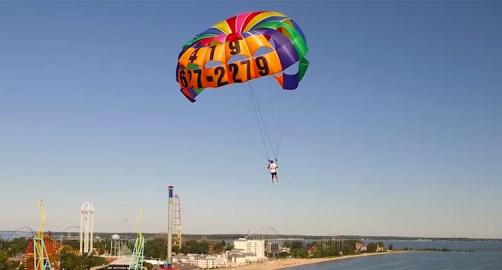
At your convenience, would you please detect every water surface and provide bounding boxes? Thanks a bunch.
[291,252,502,270]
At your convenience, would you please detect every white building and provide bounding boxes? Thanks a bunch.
[176,253,228,269]
[233,238,266,259]
[227,251,260,266]
[170,239,266,269]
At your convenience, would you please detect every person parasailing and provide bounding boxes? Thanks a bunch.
[175,11,309,180]
[267,159,279,183]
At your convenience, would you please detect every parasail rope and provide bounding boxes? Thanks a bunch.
[280,173,327,234]
[247,82,278,160]
[247,83,270,159]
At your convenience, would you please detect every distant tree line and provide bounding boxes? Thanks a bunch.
[270,240,389,259]
[0,238,28,270]
[143,238,234,259]
[59,246,106,270]
[0,238,28,256]
[0,250,21,270]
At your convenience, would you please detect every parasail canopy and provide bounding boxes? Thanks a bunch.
[176,11,309,102]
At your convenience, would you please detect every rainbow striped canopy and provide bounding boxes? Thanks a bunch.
[176,11,309,102]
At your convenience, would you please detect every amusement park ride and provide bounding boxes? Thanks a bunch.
[172,195,182,249]
[34,200,52,270]
[24,200,60,270]
[20,185,180,270]
[128,209,145,270]
[160,185,176,270]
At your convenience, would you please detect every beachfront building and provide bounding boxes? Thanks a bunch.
[170,239,267,269]
[227,250,261,266]
[225,238,267,267]
[266,242,290,255]
[233,238,266,259]
[318,239,344,250]
[173,253,228,269]
[228,253,247,265]
[355,241,367,252]
[266,242,279,254]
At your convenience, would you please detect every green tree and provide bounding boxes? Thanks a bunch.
[284,241,308,258]
[367,242,377,253]
[211,241,225,254]
[61,240,80,251]
[290,248,308,258]
[144,238,167,259]
[84,255,107,269]
[180,240,209,254]
[312,245,340,258]
[59,247,106,270]
[290,241,304,250]
[341,240,357,255]
[60,250,85,270]
[4,238,28,256]
[277,252,289,259]
[225,242,234,251]
[282,241,291,248]
[0,250,9,270]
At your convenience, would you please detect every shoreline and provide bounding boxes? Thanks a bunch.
[227,251,408,270]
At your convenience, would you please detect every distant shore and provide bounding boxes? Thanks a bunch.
[227,251,408,270]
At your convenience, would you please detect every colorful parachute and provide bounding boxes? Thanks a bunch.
[176,11,309,102]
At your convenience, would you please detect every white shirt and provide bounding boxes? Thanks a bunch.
[268,163,278,173]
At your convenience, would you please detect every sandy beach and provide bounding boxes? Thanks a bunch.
[227,251,408,270]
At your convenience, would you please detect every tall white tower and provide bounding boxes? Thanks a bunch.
[80,201,95,255]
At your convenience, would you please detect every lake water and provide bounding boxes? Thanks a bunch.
[288,240,502,270]
[290,252,502,270]
[364,239,502,252]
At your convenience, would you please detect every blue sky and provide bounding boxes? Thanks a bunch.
[1,1,501,238]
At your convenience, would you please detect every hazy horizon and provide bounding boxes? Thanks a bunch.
[2,229,501,241]
[1,1,501,238]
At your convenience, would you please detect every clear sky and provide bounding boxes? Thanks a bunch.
[1,1,501,238]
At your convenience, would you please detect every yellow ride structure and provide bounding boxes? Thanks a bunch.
[33,200,54,270]
[128,209,145,270]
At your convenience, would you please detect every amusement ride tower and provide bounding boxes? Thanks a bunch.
[79,201,95,255]
[172,195,182,248]
[33,200,53,270]
[166,185,174,269]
